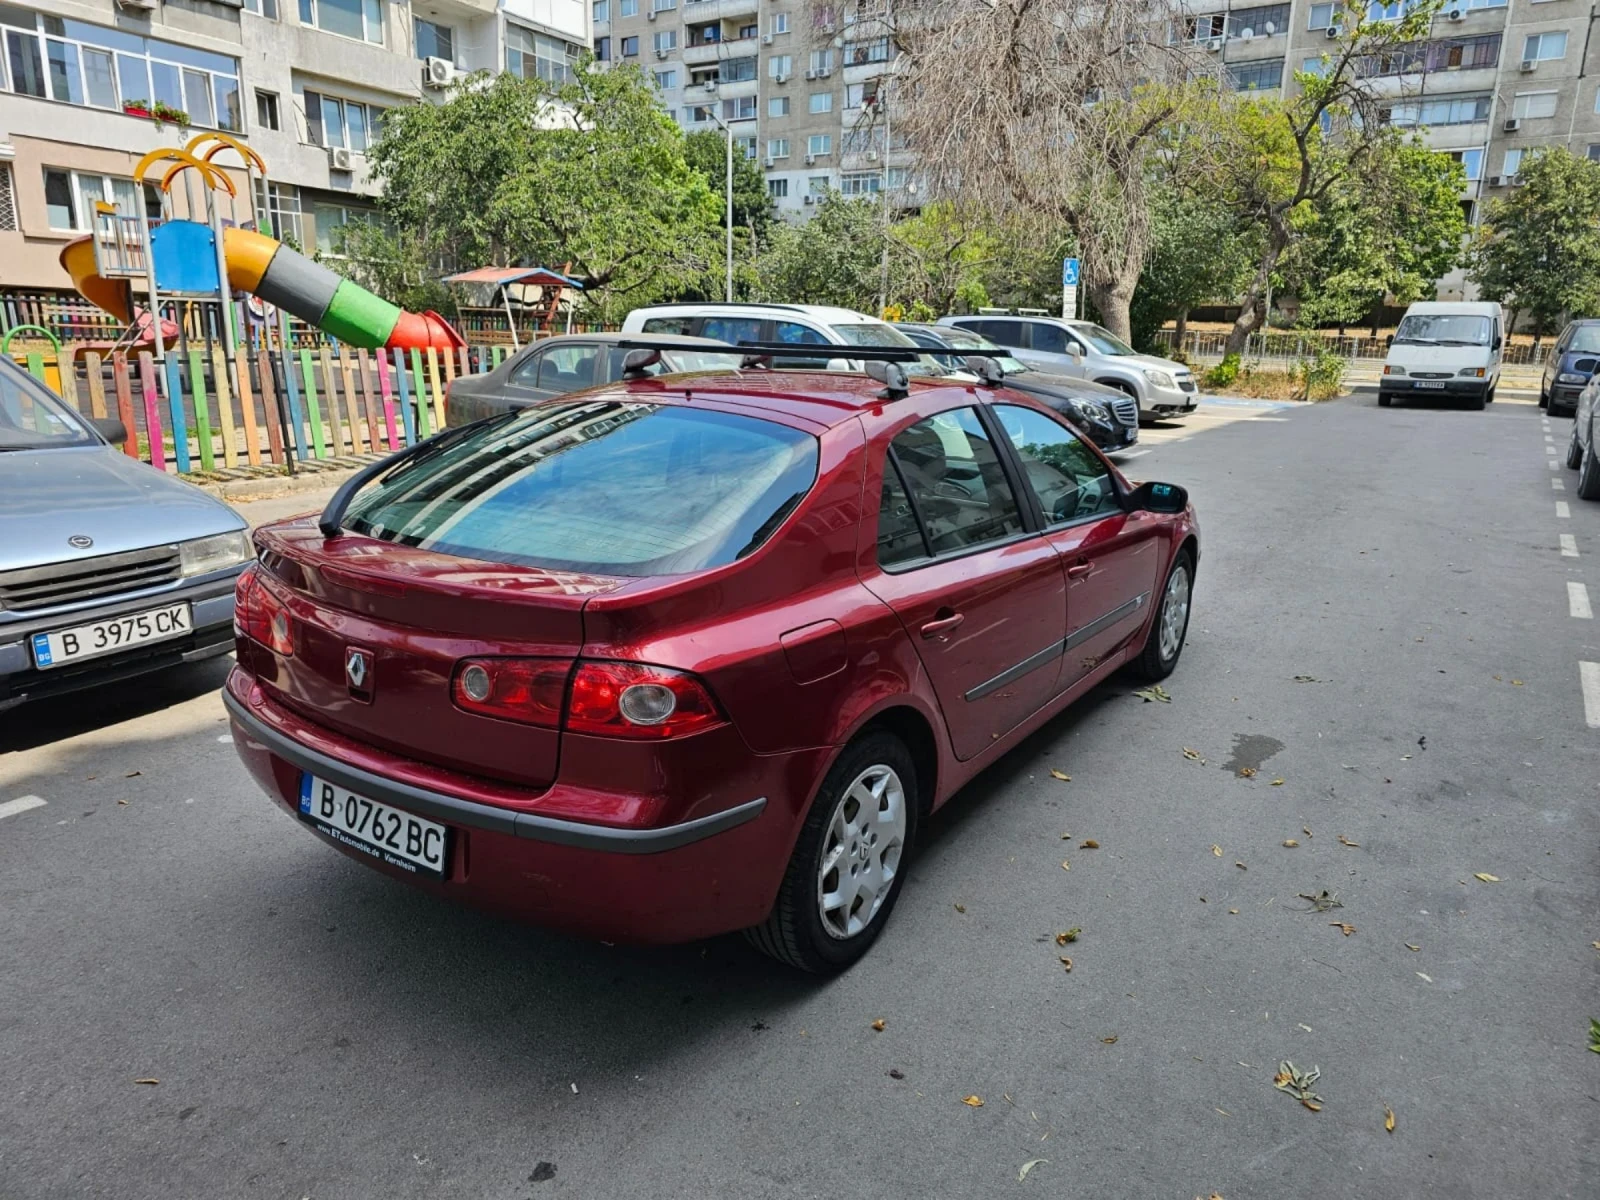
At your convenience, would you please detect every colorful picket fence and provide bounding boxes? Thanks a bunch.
[11,344,513,475]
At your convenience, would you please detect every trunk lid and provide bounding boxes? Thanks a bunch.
[253,519,629,789]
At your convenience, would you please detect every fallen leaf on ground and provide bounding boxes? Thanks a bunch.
[1338,835,1360,848]
[1298,1023,1313,1033]
[1059,956,1074,972]
[1018,1158,1048,1182]
[1101,1035,1118,1044]
[871,1019,886,1032]
[1237,767,1257,778]
[1211,844,1223,857]
[1512,679,1525,686]
[1298,889,1343,912]
[1330,922,1356,936]
[529,1162,557,1183]
[1235,861,1247,870]
[1060,860,1070,871]
[1405,943,1421,952]
[1059,832,1072,840]
[1303,827,1312,836]
[1228,908,1240,914]
[1589,1019,1600,1055]
[117,799,129,806]
[1293,675,1320,682]
[1050,769,1071,782]
[953,903,966,913]
[134,1078,159,1085]
[1183,747,1205,762]
[1473,873,1501,883]
[1592,941,1600,951]
[887,1069,905,1080]
[1385,1105,1396,1133]
[1417,972,1433,983]
[124,771,141,778]
[1132,684,1171,703]
[1271,778,1285,786]
[1282,839,1300,848]
[1055,928,1080,945]
[961,1095,984,1107]
[1272,1061,1323,1111]
[1079,838,1100,849]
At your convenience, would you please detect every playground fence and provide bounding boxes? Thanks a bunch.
[9,342,514,476]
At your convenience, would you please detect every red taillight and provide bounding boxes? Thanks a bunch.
[234,564,294,656]
[452,657,571,727]
[568,660,724,740]
[451,657,724,739]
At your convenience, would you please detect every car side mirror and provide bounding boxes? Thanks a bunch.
[1493,336,1503,351]
[826,357,854,373]
[1069,345,1084,366]
[1385,334,1394,348]
[620,348,662,378]
[89,416,127,445]
[1126,480,1187,514]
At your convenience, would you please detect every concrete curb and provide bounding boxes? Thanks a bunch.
[186,455,382,504]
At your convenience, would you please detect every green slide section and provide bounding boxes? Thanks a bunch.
[319,279,404,350]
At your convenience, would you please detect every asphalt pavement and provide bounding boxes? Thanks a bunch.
[2,393,1597,1199]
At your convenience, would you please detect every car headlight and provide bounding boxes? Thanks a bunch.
[1067,398,1110,425]
[1457,367,1486,378]
[1559,371,1588,384]
[1143,369,1176,389]
[1383,365,1406,376]
[180,530,254,577]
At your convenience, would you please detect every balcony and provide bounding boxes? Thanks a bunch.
[681,0,760,21]
[682,41,725,66]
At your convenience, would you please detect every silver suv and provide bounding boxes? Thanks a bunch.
[939,313,1197,422]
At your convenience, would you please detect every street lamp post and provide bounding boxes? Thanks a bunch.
[705,108,735,302]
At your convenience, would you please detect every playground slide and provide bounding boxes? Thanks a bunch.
[57,238,178,349]
[60,226,463,353]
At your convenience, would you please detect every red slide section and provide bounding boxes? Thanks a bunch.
[387,310,466,353]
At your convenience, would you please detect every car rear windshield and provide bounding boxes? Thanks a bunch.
[1394,314,1490,346]
[830,321,950,377]
[1567,326,1600,354]
[344,402,818,577]
[0,364,96,450]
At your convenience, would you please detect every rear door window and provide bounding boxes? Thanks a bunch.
[344,403,819,577]
[1029,324,1069,354]
[641,316,693,334]
[535,343,599,393]
[972,319,1025,348]
[877,457,928,567]
[700,316,766,346]
[889,408,1024,556]
[774,320,834,369]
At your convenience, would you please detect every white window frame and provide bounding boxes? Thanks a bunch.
[1307,2,1335,29]
[1511,90,1558,119]
[1453,147,1484,180]
[1523,30,1567,61]
[808,133,832,155]
[772,12,789,34]
[809,91,832,113]
[305,90,386,152]
[767,137,790,158]
[767,177,789,198]
[415,17,455,64]
[769,54,792,77]
[654,30,677,52]
[593,0,609,22]
[654,68,677,89]
[619,0,638,17]
[297,0,386,46]
[1502,147,1524,175]
[768,95,789,117]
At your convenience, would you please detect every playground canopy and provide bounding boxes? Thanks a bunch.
[440,267,585,289]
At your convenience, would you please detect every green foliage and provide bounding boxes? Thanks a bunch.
[360,64,722,322]
[1295,347,1347,400]
[1287,142,1466,328]
[751,193,886,311]
[1203,353,1242,389]
[682,129,774,238]
[1469,146,1600,337]
[888,203,997,316]
[1130,184,1256,350]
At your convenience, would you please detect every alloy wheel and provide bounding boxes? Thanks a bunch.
[817,764,907,940]
[1159,562,1191,662]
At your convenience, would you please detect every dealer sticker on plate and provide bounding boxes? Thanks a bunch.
[299,774,450,880]
[31,602,191,670]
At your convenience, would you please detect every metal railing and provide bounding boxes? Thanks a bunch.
[1153,328,1556,368]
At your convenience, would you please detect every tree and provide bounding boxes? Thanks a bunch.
[750,193,885,311]
[1203,0,1445,355]
[1129,182,1256,351]
[887,203,998,315]
[892,0,1210,343]
[682,129,774,241]
[1468,146,1600,341]
[355,63,722,322]
[1285,141,1466,332]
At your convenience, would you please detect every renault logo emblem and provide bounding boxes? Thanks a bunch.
[345,648,371,691]
[68,534,93,549]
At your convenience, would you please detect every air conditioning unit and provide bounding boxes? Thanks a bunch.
[656,47,668,58]
[805,67,817,79]
[1325,24,1341,38]
[1521,59,1537,72]
[328,146,354,170]
[1510,174,1526,186]
[762,33,773,44]
[818,67,832,77]
[1205,37,1223,52]
[422,56,454,88]
[116,0,158,10]
[1503,117,1521,132]
[803,194,815,205]
[703,79,717,91]
[804,153,816,165]
[866,149,879,161]
[775,72,788,83]
[764,156,775,167]
[1487,174,1506,186]
[647,9,656,18]
[820,21,835,33]
[1448,6,1465,18]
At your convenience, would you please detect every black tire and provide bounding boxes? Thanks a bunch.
[1377,392,1392,407]
[1539,389,1549,409]
[1486,386,1496,404]
[745,732,919,974]
[1579,436,1600,501]
[1467,389,1486,411]
[1129,549,1195,682]
[1567,431,1583,470]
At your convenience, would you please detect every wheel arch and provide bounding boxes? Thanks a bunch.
[849,704,940,819]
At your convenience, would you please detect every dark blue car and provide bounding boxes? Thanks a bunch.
[1540,319,1600,417]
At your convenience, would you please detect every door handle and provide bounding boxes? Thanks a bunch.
[920,612,964,639]
[1067,561,1093,579]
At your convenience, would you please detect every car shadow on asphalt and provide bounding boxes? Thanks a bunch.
[1,657,235,755]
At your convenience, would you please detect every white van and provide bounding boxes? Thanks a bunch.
[1378,301,1504,410]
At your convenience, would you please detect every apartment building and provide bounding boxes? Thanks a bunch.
[594,0,907,217]
[0,0,588,295]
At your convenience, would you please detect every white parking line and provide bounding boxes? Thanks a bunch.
[1562,534,1579,557]
[0,796,47,821]
[1582,662,1600,727]
[1558,501,1572,518]
[1550,458,1561,470]
[1553,477,1566,490]
[1569,582,1593,619]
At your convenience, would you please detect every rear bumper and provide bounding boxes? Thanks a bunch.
[225,670,822,943]
[1379,378,1488,400]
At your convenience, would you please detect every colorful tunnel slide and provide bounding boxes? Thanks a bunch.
[60,224,463,352]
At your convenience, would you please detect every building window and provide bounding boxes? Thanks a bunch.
[738,22,758,39]
[768,95,789,117]
[1382,93,1490,125]
[768,137,790,158]
[1511,91,1559,119]
[772,12,789,34]
[843,36,891,65]
[653,0,676,10]
[596,36,611,60]
[886,166,910,190]
[256,88,280,130]
[654,68,677,89]
[620,0,637,16]
[809,91,832,113]
[298,0,385,45]
[654,30,677,52]
[0,8,242,129]
[43,168,76,229]
[507,23,582,83]
[594,0,609,22]
[808,133,832,156]
[1228,4,1289,36]
[0,163,15,232]
[312,201,381,254]
[304,90,387,152]
[722,55,757,81]
[1449,147,1484,180]
[842,126,883,155]
[253,179,303,243]
[845,82,879,108]
[416,18,455,63]
[1502,147,1524,175]
[42,168,160,231]
[1587,145,1600,162]
[723,95,756,120]
[1228,59,1284,90]
[1523,30,1567,61]
[807,174,830,194]
[737,134,757,158]
[769,54,791,77]
[243,0,281,17]
[1307,2,1336,28]
[620,36,639,56]
[809,48,833,73]
[1359,34,1502,77]
[840,171,881,196]
[768,178,789,198]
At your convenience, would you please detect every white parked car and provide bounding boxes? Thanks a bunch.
[1378,300,1504,410]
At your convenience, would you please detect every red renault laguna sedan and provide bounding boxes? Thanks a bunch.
[226,347,1198,973]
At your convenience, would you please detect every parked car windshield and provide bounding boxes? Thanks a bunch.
[1394,314,1491,346]
[830,321,950,377]
[0,364,97,450]
[344,401,818,577]
[1567,326,1600,353]
[1073,324,1137,356]
[936,331,1029,375]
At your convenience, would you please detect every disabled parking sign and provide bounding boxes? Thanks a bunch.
[1062,257,1080,318]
